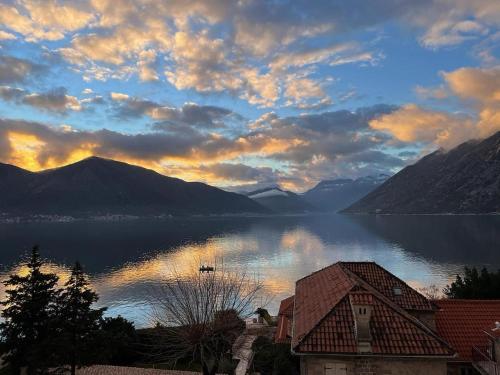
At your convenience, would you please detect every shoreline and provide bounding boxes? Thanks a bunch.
[0,210,499,224]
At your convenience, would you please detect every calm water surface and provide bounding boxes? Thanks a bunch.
[0,214,499,326]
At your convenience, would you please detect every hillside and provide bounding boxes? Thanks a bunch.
[0,157,267,217]
[303,175,389,212]
[246,187,316,213]
[343,131,500,214]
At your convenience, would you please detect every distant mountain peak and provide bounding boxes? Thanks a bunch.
[303,174,389,212]
[0,157,267,217]
[343,131,500,214]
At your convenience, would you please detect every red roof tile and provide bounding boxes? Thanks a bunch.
[292,263,355,348]
[279,295,294,317]
[275,296,294,344]
[296,293,454,356]
[434,299,500,361]
[340,262,433,311]
[289,261,455,357]
[349,291,374,305]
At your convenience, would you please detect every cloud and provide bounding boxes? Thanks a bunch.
[199,163,279,187]
[22,88,82,113]
[443,66,500,137]
[0,86,82,113]
[414,85,449,99]
[1,0,489,108]
[0,0,439,107]
[0,30,16,40]
[420,19,489,48]
[0,103,404,190]
[0,86,26,101]
[0,55,45,84]
[110,92,130,101]
[0,1,94,42]
[369,104,477,149]
[375,66,500,149]
[442,66,500,104]
[112,95,236,128]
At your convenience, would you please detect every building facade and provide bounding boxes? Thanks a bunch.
[276,262,456,375]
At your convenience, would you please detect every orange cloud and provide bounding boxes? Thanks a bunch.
[369,104,477,149]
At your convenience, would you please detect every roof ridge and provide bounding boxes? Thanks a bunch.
[339,262,434,311]
[433,299,500,303]
[340,267,455,355]
[293,292,355,350]
[293,264,357,348]
[295,262,341,284]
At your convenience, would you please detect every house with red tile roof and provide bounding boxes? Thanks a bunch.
[276,262,458,375]
[433,299,500,375]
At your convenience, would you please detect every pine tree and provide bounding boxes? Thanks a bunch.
[0,245,60,374]
[57,261,105,375]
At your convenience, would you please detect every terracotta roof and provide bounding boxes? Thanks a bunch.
[275,295,294,344]
[349,291,374,305]
[279,295,294,317]
[292,263,355,348]
[297,294,454,356]
[340,262,433,311]
[288,261,455,357]
[434,299,500,361]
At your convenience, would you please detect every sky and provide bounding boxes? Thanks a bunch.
[0,0,499,192]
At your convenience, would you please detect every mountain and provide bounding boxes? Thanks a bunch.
[303,175,389,212]
[344,131,500,214]
[246,186,316,213]
[0,157,267,217]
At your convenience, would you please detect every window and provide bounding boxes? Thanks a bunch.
[324,363,347,375]
[393,287,402,296]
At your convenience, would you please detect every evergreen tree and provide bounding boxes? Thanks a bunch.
[57,261,105,375]
[0,245,60,374]
[445,266,500,299]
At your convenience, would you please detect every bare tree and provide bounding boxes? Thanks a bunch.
[418,284,443,300]
[144,259,264,375]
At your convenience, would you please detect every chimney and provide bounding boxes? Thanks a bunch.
[350,292,374,353]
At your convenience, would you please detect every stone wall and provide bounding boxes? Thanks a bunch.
[300,355,448,375]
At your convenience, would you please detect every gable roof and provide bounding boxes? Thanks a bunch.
[434,299,500,361]
[290,262,455,357]
[275,295,294,344]
[296,292,453,356]
[292,263,355,348]
[340,262,434,311]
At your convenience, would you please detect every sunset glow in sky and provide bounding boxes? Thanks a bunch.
[0,0,499,191]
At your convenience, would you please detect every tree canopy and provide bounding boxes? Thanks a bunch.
[0,246,137,374]
[444,267,500,299]
[57,262,106,375]
[0,245,60,374]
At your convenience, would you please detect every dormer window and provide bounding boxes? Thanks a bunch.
[393,287,402,296]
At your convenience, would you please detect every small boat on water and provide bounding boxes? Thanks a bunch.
[199,265,215,273]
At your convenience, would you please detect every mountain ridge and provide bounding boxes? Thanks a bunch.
[0,157,268,217]
[246,186,316,213]
[303,174,390,212]
[343,131,500,214]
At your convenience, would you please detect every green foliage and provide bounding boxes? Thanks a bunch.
[56,262,106,374]
[97,316,138,365]
[445,267,500,299]
[0,245,60,373]
[0,246,138,373]
[251,336,299,375]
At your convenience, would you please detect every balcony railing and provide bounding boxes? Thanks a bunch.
[473,346,500,375]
